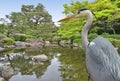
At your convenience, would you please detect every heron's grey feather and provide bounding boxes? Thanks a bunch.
[86,36,120,81]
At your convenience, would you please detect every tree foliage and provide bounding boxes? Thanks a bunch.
[58,0,120,41]
[0,3,58,41]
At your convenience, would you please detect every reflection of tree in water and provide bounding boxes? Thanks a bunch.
[0,46,88,81]
[6,47,53,78]
[58,48,88,81]
[9,46,59,78]
[11,56,50,78]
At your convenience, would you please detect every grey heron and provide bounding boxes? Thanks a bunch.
[58,8,120,81]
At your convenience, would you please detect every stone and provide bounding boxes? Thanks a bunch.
[0,66,14,79]
[31,54,48,62]
[14,41,26,48]
[0,77,5,81]
[0,47,5,52]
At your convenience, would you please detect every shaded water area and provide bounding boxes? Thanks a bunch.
[0,46,88,81]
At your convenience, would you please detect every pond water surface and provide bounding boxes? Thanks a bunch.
[0,46,88,81]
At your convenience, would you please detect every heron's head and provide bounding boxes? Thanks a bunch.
[58,8,93,22]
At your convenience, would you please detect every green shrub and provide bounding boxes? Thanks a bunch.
[102,33,110,36]
[1,37,14,45]
[88,33,98,41]
[73,33,120,48]
[13,34,27,41]
[74,33,98,45]
[107,38,120,48]
[74,38,82,45]
[102,33,120,40]
[26,35,35,39]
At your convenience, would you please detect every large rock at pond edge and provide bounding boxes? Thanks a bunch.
[0,77,5,81]
[14,41,26,48]
[0,47,4,52]
[0,66,14,79]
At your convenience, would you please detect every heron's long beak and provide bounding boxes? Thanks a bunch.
[58,15,76,22]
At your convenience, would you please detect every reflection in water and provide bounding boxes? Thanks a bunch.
[9,72,39,81]
[58,48,88,81]
[0,46,88,81]
[39,55,62,81]
[9,55,62,81]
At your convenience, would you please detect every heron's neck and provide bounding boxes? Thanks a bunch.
[81,13,93,50]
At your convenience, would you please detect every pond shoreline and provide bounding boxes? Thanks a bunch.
[0,39,80,53]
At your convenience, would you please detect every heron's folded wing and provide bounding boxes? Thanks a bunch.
[86,36,120,81]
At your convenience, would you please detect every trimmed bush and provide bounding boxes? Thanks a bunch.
[75,33,120,48]
[74,38,82,45]
[107,38,120,48]
[102,33,120,40]
[88,33,98,41]
[1,37,14,46]
[13,34,27,41]
[26,35,35,39]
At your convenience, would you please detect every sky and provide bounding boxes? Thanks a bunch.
[0,0,94,24]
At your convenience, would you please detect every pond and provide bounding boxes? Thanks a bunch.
[0,46,88,81]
